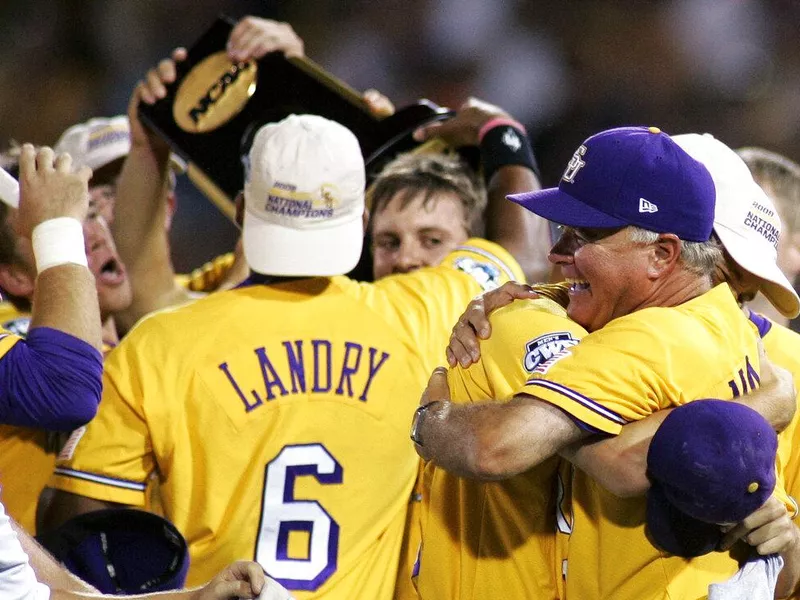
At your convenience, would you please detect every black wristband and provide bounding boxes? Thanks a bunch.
[479,124,540,184]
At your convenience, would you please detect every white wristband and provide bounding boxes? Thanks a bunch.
[31,217,88,273]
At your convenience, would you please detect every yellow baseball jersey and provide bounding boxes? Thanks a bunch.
[0,313,114,534]
[748,311,800,577]
[0,327,34,530]
[175,252,237,293]
[417,291,586,600]
[49,239,523,599]
[0,302,22,325]
[523,284,764,600]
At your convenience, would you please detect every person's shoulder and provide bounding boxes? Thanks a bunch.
[490,296,582,337]
[761,316,800,362]
[438,237,525,287]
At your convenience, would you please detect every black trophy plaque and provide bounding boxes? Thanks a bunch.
[139,16,453,221]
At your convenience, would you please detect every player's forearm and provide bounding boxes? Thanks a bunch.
[113,143,172,276]
[30,265,102,352]
[417,395,585,480]
[114,259,190,335]
[484,165,550,284]
[564,409,672,498]
[50,589,197,599]
[736,382,797,433]
[776,526,800,599]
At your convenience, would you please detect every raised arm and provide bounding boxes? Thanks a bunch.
[0,145,103,431]
[414,98,551,283]
[113,18,307,333]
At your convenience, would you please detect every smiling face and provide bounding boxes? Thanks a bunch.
[549,226,657,331]
[371,190,470,279]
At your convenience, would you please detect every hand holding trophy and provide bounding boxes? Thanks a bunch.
[139,15,453,221]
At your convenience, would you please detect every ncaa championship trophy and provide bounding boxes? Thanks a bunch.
[139,16,453,221]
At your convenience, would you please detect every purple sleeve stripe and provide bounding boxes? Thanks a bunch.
[0,327,102,431]
[525,379,628,425]
[747,310,773,339]
[53,467,147,492]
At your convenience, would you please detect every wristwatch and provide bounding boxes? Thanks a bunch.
[410,401,441,447]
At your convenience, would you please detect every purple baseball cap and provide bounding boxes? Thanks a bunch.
[645,400,777,557]
[36,508,190,594]
[508,126,716,242]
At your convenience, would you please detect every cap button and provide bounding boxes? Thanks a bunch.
[747,482,760,493]
[648,127,661,134]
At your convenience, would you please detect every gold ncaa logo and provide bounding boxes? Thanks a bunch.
[173,52,257,133]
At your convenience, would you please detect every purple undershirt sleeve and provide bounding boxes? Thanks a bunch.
[0,327,103,431]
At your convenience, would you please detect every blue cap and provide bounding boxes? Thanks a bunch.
[36,509,190,594]
[646,400,777,557]
[508,126,716,242]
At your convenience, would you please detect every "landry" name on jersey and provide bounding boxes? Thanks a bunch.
[218,339,391,412]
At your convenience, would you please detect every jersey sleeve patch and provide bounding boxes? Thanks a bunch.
[532,349,572,375]
[452,256,502,291]
[523,332,580,373]
[2,317,30,338]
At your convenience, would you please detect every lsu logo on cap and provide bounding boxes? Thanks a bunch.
[562,145,587,183]
[523,332,579,372]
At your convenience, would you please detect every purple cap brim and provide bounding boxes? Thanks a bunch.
[508,187,629,229]
[646,482,721,558]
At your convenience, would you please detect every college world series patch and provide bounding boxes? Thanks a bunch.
[453,257,502,291]
[523,332,579,372]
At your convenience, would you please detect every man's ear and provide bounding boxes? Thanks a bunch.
[648,234,682,279]
[0,263,34,299]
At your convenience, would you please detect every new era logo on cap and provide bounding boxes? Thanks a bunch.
[639,198,658,213]
[507,127,716,243]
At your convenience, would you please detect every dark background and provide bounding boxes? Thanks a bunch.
[2,0,799,273]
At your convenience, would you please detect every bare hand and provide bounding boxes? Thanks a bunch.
[16,144,92,238]
[363,89,395,118]
[129,47,187,152]
[227,17,305,61]
[192,561,274,600]
[415,367,451,460]
[447,282,538,368]
[719,495,799,555]
[413,97,513,147]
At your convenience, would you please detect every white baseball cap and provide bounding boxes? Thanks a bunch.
[54,115,187,174]
[55,116,132,171]
[673,133,800,318]
[242,114,366,276]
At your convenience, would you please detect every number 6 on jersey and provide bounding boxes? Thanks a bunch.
[255,443,343,591]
